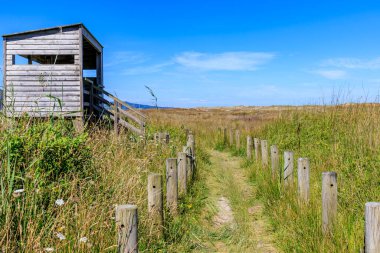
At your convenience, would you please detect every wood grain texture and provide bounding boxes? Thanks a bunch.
[297,158,310,202]
[365,202,380,253]
[115,204,138,253]
[270,145,279,178]
[177,152,187,195]
[166,158,178,215]
[322,172,337,234]
[254,138,260,161]
[261,140,269,167]
[284,151,294,186]
[147,173,163,238]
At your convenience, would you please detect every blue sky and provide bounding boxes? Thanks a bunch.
[2,1,380,107]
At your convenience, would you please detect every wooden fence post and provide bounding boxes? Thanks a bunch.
[177,152,187,195]
[284,151,294,186]
[322,172,337,234]
[235,130,241,149]
[115,204,138,253]
[183,146,192,183]
[247,136,252,159]
[297,158,310,202]
[229,129,234,146]
[270,145,279,178]
[261,140,268,167]
[114,100,119,135]
[147,173,163,238]
[365,202,380,253]
[254,138,260,161]
[166,158,178,215]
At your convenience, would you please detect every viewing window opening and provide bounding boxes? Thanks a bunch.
[13,54,75,65]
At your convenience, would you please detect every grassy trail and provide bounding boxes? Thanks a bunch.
[193,150,278,252]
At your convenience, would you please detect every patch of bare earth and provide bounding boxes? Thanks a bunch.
[195,150,278,252]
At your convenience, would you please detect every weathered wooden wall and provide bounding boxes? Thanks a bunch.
[4,27,82,117]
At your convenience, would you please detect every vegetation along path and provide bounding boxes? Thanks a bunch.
[194,149,278,252]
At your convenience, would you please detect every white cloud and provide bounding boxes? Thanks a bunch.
[322,57,380,70]
[174,51,275,71]
[104,51,148,67]
[122,62,173,75]
[313,70,347,80]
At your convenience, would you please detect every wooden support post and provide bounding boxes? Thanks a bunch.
[261,140,269,167]
[187,134,195,156]
[284,151,294,186]
[165,132,170,144]
[166,158,178,215]
[115,204,138,253]
[177,152,187,195]
[322,172,337,234]
[223,128,227,144]
[254,138,260,161]
[247,136,252,159]
[297,158,310,203]
[270,145,279,178]
[147,173,163,238]
[229,129,234,146]
[235,130,240,149]
[365,202,380,253]
[114,100,119,135]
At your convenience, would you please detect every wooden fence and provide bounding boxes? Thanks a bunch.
[223,128,380,253]
[114,131,196,252]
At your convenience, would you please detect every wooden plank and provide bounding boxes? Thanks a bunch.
[8,91,80,97]
[7,39,79,45]
[7,65,79,71]
[6,86,81,92]
[6,33,78,41]
[7,44,79,50]
[7,49,79,55]
[82,28,102,52]
[6,81,80,86]
[8,111,82,117]
[6,70,80,76]
[9,101,81,107]
[6,96,80,103]
[6,76,80,81]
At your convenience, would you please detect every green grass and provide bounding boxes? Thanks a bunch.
[0,116,209,252]
[238,105,380,252]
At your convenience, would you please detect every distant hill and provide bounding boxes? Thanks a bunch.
[125,102,171,110]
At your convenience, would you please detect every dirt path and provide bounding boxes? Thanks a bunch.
[193,150,278,252]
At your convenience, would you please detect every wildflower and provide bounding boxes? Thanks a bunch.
[79,237,88,243]
[55,199,65,206]
[44,247,54,252]
[13,189,25,198]
[55,232,66,240]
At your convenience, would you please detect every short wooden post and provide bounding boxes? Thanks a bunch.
[114,100,119,135]
[247,136,252,159]
[183,146,192,182]
[229,129,234,146]
[147,173,163,237]
[187,134,195,157]
[254,138,260,161]
[365,202,380,253]
[223,128,227,144]
[166,158,178,215]
[322,172,337,234]
[177,152,187,195]
[284,151,294,186]
[297,158,310,202]
[261,140,268,167]
[235,130,241,149]
[270,145,279,177]
[165,132,170,144]
[115,204,138,253]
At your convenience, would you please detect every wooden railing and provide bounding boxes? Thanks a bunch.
[83,78,146,136]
